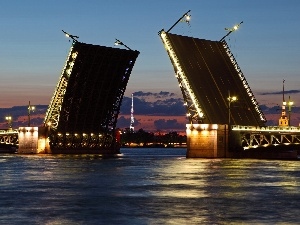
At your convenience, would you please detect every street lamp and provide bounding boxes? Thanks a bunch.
[46,121,52,133]
[62,30,79,42]
[166,10,191,33]
[28,101,35,127]
[288,96,294,126]
[114,39,132,50]
[5,116,12,129]
[220,21,243,41]
[227,91,238,130]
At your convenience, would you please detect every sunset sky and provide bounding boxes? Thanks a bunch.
[0,0,299,108]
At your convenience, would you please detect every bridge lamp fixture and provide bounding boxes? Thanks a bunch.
[5,116,12,129]
[228,92,238,129]
[220,21,243,41]
[228,96,237,102]
[185,14,191,22]
[232,25,239,31]
[28,101,35,127]
[114,39,132,50]
[46,121,52,135]
[28,105,35,111]
[164,10,191,33]
[62,30,79,42]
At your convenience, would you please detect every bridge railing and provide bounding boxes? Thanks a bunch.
[222,40,266,123]
[0,129,19,134]
[232,125,300,133]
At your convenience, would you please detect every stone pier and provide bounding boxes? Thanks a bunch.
[186,124,228,158]
[18,127,50,154]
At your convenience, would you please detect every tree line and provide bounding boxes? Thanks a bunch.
[119,128,187,148]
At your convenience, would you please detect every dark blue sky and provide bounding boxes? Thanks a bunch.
[0,0,299,107]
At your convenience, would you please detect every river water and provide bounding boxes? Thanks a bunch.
[0,148,300,225]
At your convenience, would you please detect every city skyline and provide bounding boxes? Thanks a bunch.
[0,0,299,108]
[1,92,300,130]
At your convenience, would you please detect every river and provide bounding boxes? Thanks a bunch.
[0,148,300,224]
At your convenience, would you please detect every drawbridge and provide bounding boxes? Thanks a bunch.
[15,37,139,154]
[42,40,139,153]
[159,12,299,158]
[159,30,266,126]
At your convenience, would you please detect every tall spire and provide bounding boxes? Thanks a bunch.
[283,79,285,102]
[130,94,134,131]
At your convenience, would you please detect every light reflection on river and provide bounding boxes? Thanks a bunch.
[0,148,300,224]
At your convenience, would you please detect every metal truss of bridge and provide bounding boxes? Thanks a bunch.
[232,125,300,150]
[0,129,18,145]
[159,31,266,127]
[43,41,139,154]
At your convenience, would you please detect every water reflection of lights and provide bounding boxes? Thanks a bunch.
[151,160,214,198]
[151,158,300,202]
[2,150,300,224]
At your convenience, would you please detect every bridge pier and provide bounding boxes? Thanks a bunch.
[186,124,299,159]
[186,124,229,158]
[18,127,50,154]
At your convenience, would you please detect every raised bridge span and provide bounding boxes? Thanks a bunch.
[6,39,139,154]
[159,28,299,158]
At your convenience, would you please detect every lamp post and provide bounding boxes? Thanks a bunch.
[62,30,79,42]
[5,116,12,130]
[227,91,237,130]
[220,21,243,41]
[28,101,35,127]
[114,39,132,50]
[288,96,294,126]
[46,121,51,135]
[166,10,191,33]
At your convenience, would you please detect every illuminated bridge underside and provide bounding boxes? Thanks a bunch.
[161,32,266,126]
[44,41,139,152]
[0,130,18,145]
[233,125,300,150]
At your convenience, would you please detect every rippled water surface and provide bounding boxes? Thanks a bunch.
[1,148,300,224]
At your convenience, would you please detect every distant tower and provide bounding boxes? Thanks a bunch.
[130,93,134,131]
[279,79,289,127]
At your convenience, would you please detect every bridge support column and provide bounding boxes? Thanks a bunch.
[186,124,228,158]
[18,127,50,154]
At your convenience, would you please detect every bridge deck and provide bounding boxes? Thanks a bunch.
[43,41,139,153]
[164,32,265,126]
[45,41,139,134]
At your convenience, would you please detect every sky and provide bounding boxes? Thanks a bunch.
[0,0,299,108]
